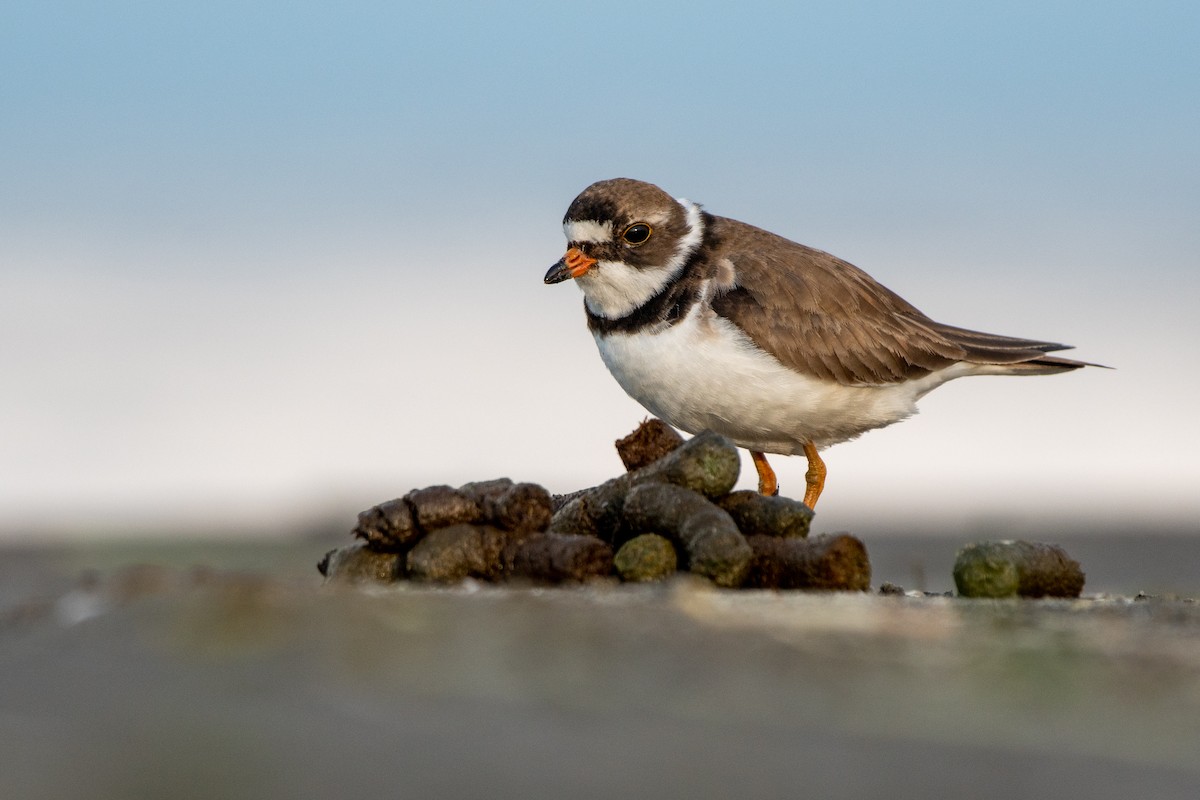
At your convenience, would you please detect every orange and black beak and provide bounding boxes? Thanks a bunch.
[544,248,598,284]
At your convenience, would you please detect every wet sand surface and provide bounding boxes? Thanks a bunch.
[2,531,1198,799]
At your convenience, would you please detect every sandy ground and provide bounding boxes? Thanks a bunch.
[2,532,1199,799]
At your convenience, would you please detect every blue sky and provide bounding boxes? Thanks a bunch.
[3,1,1198,536]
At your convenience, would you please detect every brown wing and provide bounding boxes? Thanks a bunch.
[707,216,1082,386]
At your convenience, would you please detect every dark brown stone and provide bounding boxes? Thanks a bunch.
[459,478,515,505]
[718,491,813,538]
[615,418,685,471]
[405,485,483,532]
[506,533,614,583]
[406,524,510,583]
[352,498,420,551]
[489,482,553,533]
[744,533,872,591]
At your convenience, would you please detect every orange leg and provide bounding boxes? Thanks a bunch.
[802,442,827,509]
[750,451,778,496]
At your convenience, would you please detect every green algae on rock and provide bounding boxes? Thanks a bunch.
[953,540,1085,598]
[614,534,678,582]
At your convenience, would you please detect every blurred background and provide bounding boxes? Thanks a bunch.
[3,0,1198,542]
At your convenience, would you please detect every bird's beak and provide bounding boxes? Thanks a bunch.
[544,248,597,284]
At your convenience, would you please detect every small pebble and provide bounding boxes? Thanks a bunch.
[488,482,553,533]
[321,543,406,584]
[614,418,685,471]
[405,485,484,532]
[718,491,812,538]
[614,534,678,582]
[744,533,871,591]
[353,498,420,551]
[507,533,614,583]
[407,524,510,583]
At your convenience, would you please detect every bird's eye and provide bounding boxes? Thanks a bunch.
[621,223,652,245]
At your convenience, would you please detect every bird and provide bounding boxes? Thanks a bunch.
[543,178,1098,509]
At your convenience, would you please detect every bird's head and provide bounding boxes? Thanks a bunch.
[544,178,704,319]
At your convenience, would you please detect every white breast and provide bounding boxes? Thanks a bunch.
[594,305,971,453]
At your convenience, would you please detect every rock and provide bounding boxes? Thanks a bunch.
[614,418,685,471]
[407,524,510,583]
[743,533,872,591]
[621,483,751,588]
[953,541,1085,598]
[320,543,406,584]
[487,482,553,534]
[352,498,420,551]
[614,534,678,582]
[404,485,485,532]
[506,533,614,583]
[717,491,812,538]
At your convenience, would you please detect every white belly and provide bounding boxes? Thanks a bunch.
[594,307,965,453]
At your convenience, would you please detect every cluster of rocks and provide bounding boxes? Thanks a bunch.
[319,419,1088,599]
[319,420,871,591]
[324,478,612,585]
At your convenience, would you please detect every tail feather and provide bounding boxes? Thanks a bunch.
[927,321,1109,372]
[992,355,1094,375]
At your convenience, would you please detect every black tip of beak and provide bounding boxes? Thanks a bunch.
[544,259,572,285]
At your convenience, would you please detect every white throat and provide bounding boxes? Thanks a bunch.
[576,199,704,320]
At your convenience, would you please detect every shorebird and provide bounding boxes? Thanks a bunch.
[545,178,1097,508]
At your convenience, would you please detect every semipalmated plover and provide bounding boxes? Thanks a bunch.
[544,178,1098,508]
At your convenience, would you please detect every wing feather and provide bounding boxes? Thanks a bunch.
[706,217,1087,385]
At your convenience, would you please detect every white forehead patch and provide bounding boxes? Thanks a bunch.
[564,219,613,244]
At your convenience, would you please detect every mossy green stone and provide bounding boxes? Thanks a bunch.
[614,534,678,582]
[954,542,1022,597]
